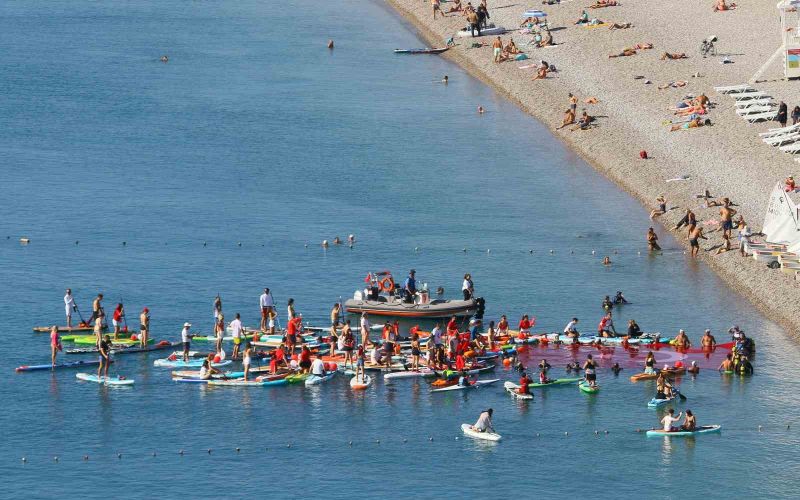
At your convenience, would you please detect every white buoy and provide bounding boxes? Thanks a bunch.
[487,249,491,254]
[549,249,554,254]
[462,248,467,253]
[591,250,596,255]
[322,240,329,248]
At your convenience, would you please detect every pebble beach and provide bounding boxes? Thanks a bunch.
[386,0,800,333]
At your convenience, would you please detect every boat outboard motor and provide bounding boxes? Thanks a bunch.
[474,297,486,320]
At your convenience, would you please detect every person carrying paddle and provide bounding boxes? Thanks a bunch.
[181,322,192,362]
[64,289,76,328]
[112,303,125,340]
[472,408,494,433]
[259,288,274,332]
[50,325,62,367]
[230,313,244,360]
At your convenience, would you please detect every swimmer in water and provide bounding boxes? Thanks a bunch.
[478,106,485,114]
[160,55,169,63]
[611,362,622,375]
[327,40,334,49]
[443,75,449,84]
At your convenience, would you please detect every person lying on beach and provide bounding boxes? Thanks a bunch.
[608,22,632,30]
[713,0,736,11]
[570,110,594,131]
[555,108,576,129]
[589,0,618,7]
[533,65,549,79]
[661,52,688,60]
[504,38,522,55]
[445,0,463,14]
[521,16,545,27]
[609,48,637,58]
[658,81,688,89]
[609,43,652,57]
[585,96,599,104]
[786,176,798,193]
[670,118,710,131]
[714,234,732,255]
[575,10,590,24]
[675,104,707,117]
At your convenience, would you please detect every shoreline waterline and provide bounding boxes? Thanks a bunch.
[382,0,800,336]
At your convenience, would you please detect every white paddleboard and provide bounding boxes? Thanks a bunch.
[431,378,499,393]
[76,373,134,386]
[504,381,533,400]
[384,368,435,380]
[461,423,502,441]
[350,374,373,390]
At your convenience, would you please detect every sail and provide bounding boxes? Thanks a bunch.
[763,183,800,245]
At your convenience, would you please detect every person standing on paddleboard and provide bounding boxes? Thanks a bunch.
[213,295,222,328]
[181,322,191,362]
[112,303,124,340]
[91,293,104,326]
[230,313,244,360]
[64,289,76,328]
[472,408,494,433]
[93,310,105,346]
[98,334,112,379]
[139,307,150,348]
[50,325,62,367]
[215,311,225,354]
[259,288,274,332]
[583,354,598,388]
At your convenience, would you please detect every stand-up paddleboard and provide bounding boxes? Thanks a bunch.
[394,47,449,55]
[16,359,108,372]
[504,381,534,400]
[76,373,134,386]
[530,377,582,388]
[461,423,502,441]
[207,379,271,387]
[153,358,231,368]
[384,368,435,380]
[305,372,336,386]
[578,381,600,394]
[647,395,677,408]
[431,379,499,393]
[630,372,659,382]
[350,374,373,390]
[65,340,175,355]
[646,425,721,437]
[33,325,96,333]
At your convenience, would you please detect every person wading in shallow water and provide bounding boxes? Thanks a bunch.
[646,227,661,251]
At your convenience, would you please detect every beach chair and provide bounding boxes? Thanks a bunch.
[714,84,753,94]
[732,91,769,101]
[736,105,776,116]
[760,123,800,137]
[764,132,800,146]
[744,110,778,123]
[779,142,800,153]
[735,98,773,109]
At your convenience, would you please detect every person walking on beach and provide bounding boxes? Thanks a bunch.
[492,37,503,62]
[646,227,661,251]
[688,226,707,258]
[719,199,737,240]
[259,288,274,332]
[432,0,443,19]
[230,313,244,360]
[467,8,481,37]
[139,307,150,348]
[64,289,76,328]
[777,101,788,128]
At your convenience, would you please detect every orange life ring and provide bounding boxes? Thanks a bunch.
[379,277,395,292]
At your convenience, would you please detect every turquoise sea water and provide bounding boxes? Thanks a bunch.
[1,1,798,498]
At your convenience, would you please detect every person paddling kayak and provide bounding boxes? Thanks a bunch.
[471,408,495,433]
[661,408,683,432]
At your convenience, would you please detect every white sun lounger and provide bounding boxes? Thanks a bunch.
[760,123,800,137]
[744,110,778,123]
[779,142,800,153]
[737,105,777,116]
[735,98,773,109]
[764,132,800,146]
[732,91,769,100]
[714,84,753,94]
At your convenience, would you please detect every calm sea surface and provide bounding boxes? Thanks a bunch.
[1,1,798,498]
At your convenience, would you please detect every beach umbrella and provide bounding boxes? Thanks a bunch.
[521,9,547,17]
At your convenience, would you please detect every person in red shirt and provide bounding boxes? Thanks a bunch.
[497,315,509,335]
[112,303,125,339]
[298,345,312,373]
[455,354,466,371]
[519,371,532,395]
[446,316,459,336]
[518,314,532,334]
[539,368,552,384]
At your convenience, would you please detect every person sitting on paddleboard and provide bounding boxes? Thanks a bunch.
[472,408,494,433]
[627,319,642,338]
[538,368,552,385]
[718,354,734,372]
[299,345,312,373]
[199,358,224,380]
[311,353,326,377]
[564,317,580,339]
[583,354,598,387]
[458,370,472,387]
[613,291,629,304]
[518,315,532,335]
[497,315,509,335]
[538,359,551,374]
[661,409,683,432]
[519,372,532,394]
[644,351,656,374]
[680,410,696,431]
[655,371,674,399]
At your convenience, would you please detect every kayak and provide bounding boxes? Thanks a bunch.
[461,423,502,442]
[350,374,373,390]
[16,359,106,372]
[646,425,721,437]
[431,379,499,393]
[153,358,231,368]
[384,368,435,380]
[648,396,676,408]
[34,325,97,333]
[65,340,176,355]
[578,381,600,394]
[305,372,336,386]
[74,336,152,346]
[530,377,582,388]
[394,48,449,54]
[76,373,134,386]
[503,381,533,400]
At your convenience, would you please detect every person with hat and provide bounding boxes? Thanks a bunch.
[403,270,417,303]
[259,288,274,332]
[471,408,495,433]
[181,322,192,362]
[139,307,150,348]
[701,329,717,348]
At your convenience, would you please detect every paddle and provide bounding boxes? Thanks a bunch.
[676,388,687,401]
[74,303,87,326]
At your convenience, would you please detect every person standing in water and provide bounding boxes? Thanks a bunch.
[64,289,76,328]
[50,325,62,367]
[139,307,150,348]
[688,225,707,258]
[472,408,495,433]
[701,329,717,348]
[646,227,661,251]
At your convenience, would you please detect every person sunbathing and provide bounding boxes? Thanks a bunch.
[575,10,590,24]
[504,38,522,54]
[609,48,636,58]
[608,22,632,30]
[521,16,545,27]
[570,110,594,131]
[675,105,707,117]
[538,31,554,47]
[555,109,576,129]
[446,0,463,13]
[658,81,687,89]
[670,118,710,131]
[589,0,618,8]
[533,65,549,79]
[661,52,688,60]
[713,0,736,12]
[633,43,653,50]
[585,96,599,104]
